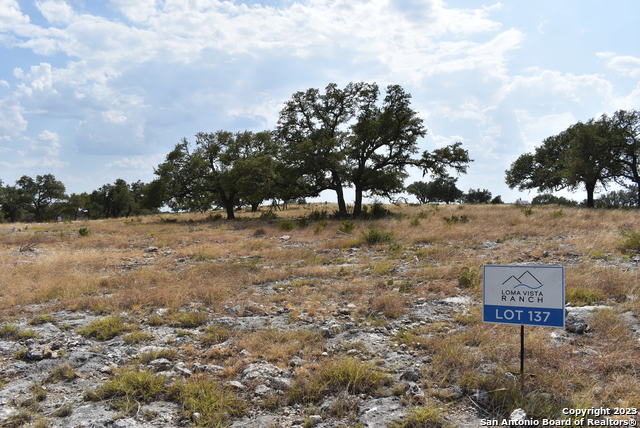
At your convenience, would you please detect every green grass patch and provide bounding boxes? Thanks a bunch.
[123,331,155,344]
[361,228,394,245]
[77,316,133,341]
[0,323,39,340]
[171,376,245,427]
[619,230,640,253]
[199,325,232,346]
[86,369,166,414]
[288,357,391,404]
[566,288,605,306]
[167,311,209,328]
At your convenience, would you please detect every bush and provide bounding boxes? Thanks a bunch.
[278,220,295,231]
[307,209,328,221]
[338,220,355,234]
[259,211,277,220]
[443,215,469,225]
[620,230,640,253]
[361,228,394,245]
[78,227,90,237]
[491,195,503,204]
[531,194,578,206]
[458,267,478,289]
[360,201,393,219]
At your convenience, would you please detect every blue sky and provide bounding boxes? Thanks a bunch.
[0,0,639,203]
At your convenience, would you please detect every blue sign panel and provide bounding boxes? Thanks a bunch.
[483,265,565,328]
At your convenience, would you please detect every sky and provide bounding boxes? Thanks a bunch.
[0,0,639,204]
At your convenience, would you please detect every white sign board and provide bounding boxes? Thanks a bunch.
[483,265,565,328]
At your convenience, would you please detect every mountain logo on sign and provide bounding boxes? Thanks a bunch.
[501,271,543,290]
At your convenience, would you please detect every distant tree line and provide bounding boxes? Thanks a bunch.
[0,82,474,222]
[0,175,163,222]
[505,110,640,208]
[406,177,501,205]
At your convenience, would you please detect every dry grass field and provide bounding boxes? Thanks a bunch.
[0,203,639,427]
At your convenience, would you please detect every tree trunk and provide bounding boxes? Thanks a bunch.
[332,173,348,217]
[353,184,363,217]
[224,200,235,219]
[585,182,596,208]
[251,202,259,212]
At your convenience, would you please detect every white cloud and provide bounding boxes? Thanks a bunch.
[603,54,640,78]
[514,110,576,151]
[36,0,75,25]
[106,154,162,170]
[37,129,61,157]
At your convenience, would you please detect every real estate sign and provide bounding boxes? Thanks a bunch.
[483,265,565,328]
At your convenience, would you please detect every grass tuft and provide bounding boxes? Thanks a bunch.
[77,316,133,341]
[86,369,166,414]
[171,376,245,427]
[123,331,155,344]
[361,228,394,245]
[288,357,391,404]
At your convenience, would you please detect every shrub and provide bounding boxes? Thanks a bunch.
[29,314,54,325]
[78,227,90,237]
[361,228,394,245]
[77,316,132,341]
[566,288,605,306]
[278,220,295,231]
[171,376,245,427]
[619,230,640,253]
[307,209,328,221]
[409,217,420,227]
[313,220,329,234]
[360,202,392,219]
[522,207,534,216]
[370,293,407,318]
[458,267,478,289]
[259,211,277,220]
[338,220,355,234]
[443,215,469,225]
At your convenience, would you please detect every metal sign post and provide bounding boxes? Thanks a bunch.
[483,265,565,391]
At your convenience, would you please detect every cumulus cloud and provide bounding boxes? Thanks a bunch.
[598,52,640,78]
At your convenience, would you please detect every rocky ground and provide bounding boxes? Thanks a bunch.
[1,205,639,427]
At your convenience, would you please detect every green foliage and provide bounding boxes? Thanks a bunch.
[464,188,492,204]
[566,288,605,306]
[78,227,90,237]
[442,214,469,225]
[359,202,392,219]
[0,324,39,340]
[532,194,578,206]
[259,210,277,220]
[166,311,209,328]
[77,316,132,341]
[338,220,355,234]
[595,187,639,208]
[458,267,478,288]
[490,195,503,204]
[619,229,640,252]
[361,228,394,245]
[278,220,295,231]
[407,176,463,204]
[171,376,245,427]
[29,314,54,325]
[122,331,154,344]
[522,207,534,216]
